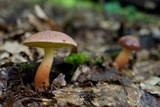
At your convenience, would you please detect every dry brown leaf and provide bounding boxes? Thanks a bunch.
[140,76,160,96]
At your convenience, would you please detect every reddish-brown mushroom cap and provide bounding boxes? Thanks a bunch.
[23,30,77,48]
[118,36,141,50]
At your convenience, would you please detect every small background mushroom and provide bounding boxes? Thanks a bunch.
[114,35,141,69]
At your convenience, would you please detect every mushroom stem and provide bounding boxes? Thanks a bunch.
[115,48,132,69]
[34,48,54,88]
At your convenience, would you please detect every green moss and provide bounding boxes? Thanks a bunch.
[93,57,104,65]
[65,53,91,67]
[18,62,35,74]
[64,53,91,75]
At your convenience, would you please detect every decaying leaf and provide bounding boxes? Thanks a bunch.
[53,73,66,88]
[140,76,160,96]
[71,65,91,82]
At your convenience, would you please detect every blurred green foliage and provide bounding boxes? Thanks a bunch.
[49,0,100,9]
[27,0,42,3]
[104,1,121,13]
[27,0,160,23]
[104,1,159,23]
[50,0,77,7]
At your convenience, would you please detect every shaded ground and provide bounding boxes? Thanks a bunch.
[0,0,160,107]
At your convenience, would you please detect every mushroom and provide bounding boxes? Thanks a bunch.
[23,30,77,89]
[114,36,141,69]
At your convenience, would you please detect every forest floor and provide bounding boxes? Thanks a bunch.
[0,1,160,107]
